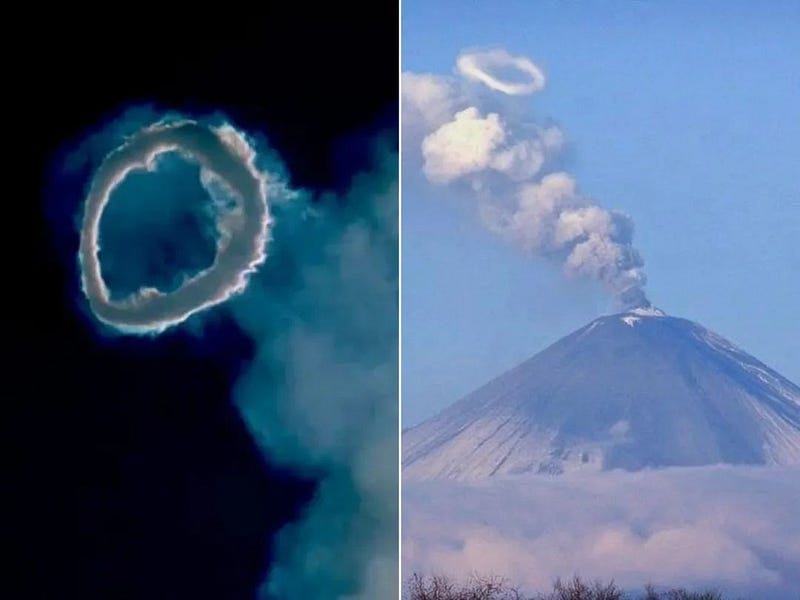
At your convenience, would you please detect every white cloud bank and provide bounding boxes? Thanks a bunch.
[403,466,800,599]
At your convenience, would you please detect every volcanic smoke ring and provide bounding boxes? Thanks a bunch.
[456,49,546,96]
[79,120,271,334]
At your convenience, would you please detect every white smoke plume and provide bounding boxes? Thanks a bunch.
[482,173,648,307]
[403,48,650,309]
[421,107,564,184]
[402,73,462,132]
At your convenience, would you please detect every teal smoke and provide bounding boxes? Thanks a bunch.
[232,140,398,599]
[98,151,219,299]
[60,107,398,598]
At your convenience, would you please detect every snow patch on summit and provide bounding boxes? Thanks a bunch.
[621,304,666,325]
[629,305,666,317]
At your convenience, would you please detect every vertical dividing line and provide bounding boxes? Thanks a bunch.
[397,0,404,596]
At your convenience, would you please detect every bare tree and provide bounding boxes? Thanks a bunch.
[405,573,524,600]
[536,576,624,600]
[405,574,734,600]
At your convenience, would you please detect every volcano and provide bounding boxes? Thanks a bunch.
[403,307,800,479]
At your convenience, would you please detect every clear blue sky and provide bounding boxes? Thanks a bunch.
[402,0,800,427]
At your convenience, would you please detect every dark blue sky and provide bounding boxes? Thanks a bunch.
[10,10,397,599]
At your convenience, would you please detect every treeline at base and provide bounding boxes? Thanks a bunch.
[405,574,741,600]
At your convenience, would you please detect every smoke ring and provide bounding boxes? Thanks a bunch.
[457,49,546,96]
[78,120,271,334]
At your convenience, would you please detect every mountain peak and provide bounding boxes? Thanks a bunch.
[615,304,666,327]
[626,304,666,317]
[403,312,800,480]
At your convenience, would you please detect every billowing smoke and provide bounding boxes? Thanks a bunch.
[61,109,398,599]
[482,173,648,308]
[233,143,399,599]
[404,48,649,309]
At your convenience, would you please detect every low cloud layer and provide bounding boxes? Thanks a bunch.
[403,48,650,309]
[403,467,800,599]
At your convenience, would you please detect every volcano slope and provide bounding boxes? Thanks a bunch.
[403,307,800,479]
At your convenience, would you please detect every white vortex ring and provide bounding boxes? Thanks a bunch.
[78,120,271,334]
[457,49,546,96]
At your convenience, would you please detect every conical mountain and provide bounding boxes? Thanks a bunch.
[403,307,800,479]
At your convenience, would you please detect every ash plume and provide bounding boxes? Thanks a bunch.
[403,48,650,309]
